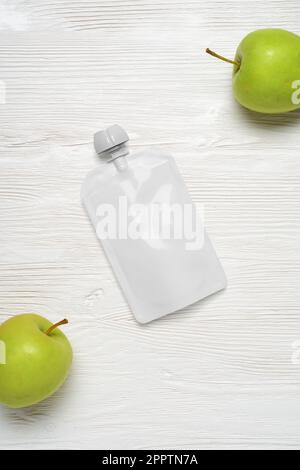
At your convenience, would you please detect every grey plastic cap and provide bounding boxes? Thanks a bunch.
[94,124,129,155]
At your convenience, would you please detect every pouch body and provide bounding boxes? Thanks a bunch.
[82,147,226,324]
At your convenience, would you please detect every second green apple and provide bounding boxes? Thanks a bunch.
[0,314,72,408]
[207,29,300,114]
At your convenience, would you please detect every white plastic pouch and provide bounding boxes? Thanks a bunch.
[82,125,226,324]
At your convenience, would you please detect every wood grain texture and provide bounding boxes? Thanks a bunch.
[0,0,300,450]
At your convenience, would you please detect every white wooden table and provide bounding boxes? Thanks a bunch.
[0,0,300,450]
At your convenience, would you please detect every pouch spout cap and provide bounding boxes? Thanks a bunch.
[94,125,129,155]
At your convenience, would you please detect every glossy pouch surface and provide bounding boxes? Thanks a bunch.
[82,127,226,323]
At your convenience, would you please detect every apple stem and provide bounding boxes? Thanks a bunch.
[206,48,240,67]
[45,319,69,336]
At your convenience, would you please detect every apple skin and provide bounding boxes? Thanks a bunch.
[233,29,300,114]
[0,314,72,408]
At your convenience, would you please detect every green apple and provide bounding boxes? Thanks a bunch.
[0,314,72,408]
[206,29,300,114]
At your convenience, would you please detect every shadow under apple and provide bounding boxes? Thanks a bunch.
[0,371,74,426]
[233,98,300,129]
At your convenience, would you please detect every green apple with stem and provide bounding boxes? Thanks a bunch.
[206,29,300,114]
[0,314,72,408]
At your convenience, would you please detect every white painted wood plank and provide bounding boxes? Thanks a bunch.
[0,0,300,450]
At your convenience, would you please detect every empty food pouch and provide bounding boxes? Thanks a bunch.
[81,125,226,323]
